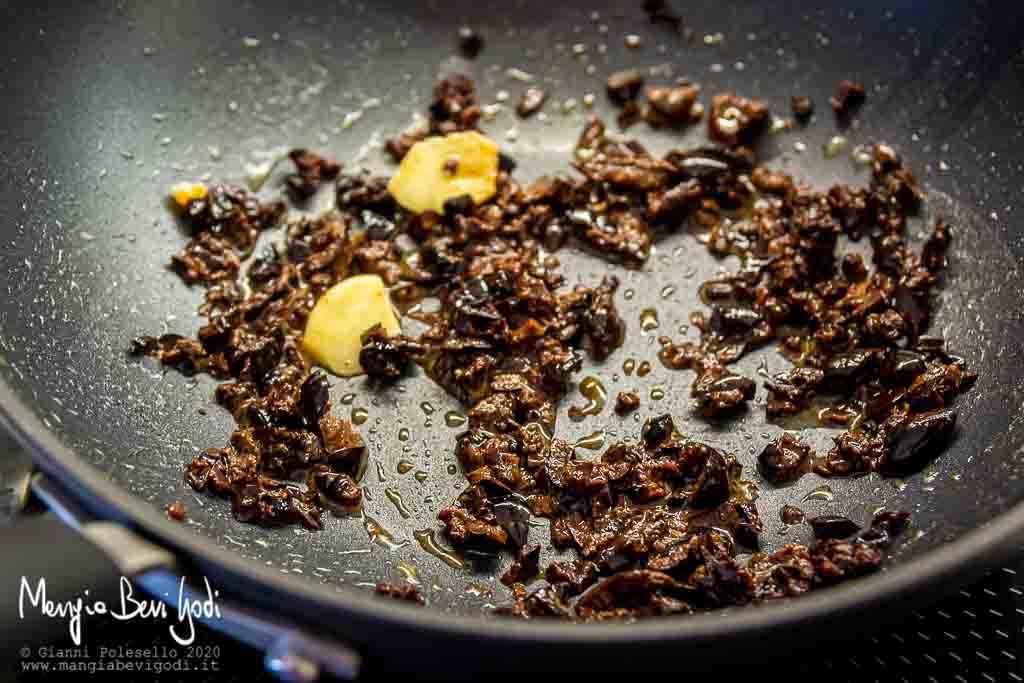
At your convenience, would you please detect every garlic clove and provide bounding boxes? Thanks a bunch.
[302,274,401,377]
[387,131,499,214]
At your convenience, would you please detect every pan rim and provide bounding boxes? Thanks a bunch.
[1,375,1021,648]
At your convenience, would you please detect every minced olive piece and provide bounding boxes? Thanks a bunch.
[606,69,645,103]
[830,79,866,115]
[165,501,186,522]
[457,27,483,58]
[614,391,640,415]
[375,582,426,605]
[516,87,547,118]
[790,95,813,119]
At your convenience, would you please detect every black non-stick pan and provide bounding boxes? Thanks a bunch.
[2,0,1024,677]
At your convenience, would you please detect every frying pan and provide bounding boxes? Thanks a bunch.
[2,0,1024,677]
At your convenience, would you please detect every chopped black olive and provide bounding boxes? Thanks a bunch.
[733,501,763,549]
[443,193,475,217]
[457,26,483,59]
[376,582,426,605]
[780,504,805,525]
[300,370,330,424]
[690,449,730,508]
[308,467,362,512]
[791,95,814,120]
[165,501,186,522]
[641,414,675,448]
[642,0,683,33]
[830,79,866,115]
[758,434,813,485]
[708,93,769,146]
[645,83,700,124]
[286,148,342,200]
[359,325,415,382]
[498,151,518,173]
[808,515,861,540]
[606,69,645,103]
[880,410,957,476]
[501,543,542,586]
[494,498,531,547]
[614,391,640,415]
[516,88,547,118]
[858,509,911,548]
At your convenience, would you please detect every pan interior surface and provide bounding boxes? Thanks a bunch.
[1,0,1023,620]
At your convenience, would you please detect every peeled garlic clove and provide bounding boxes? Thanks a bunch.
[386,131,499,214]
[169,182,208,209]
[302,274,401,377]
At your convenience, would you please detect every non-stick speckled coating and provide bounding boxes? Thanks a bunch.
[1,0,1023,619]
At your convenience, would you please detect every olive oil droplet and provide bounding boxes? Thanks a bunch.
[363,514,405,551]
[802,484,834,502]
[351,407,369,425]
[396,561,419,584]
[385,488,412,518]
[574,430,607,450]
[568,376,607,422]
[639,308,660,333]
[413,528,465,569]
[444,410,467,428]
